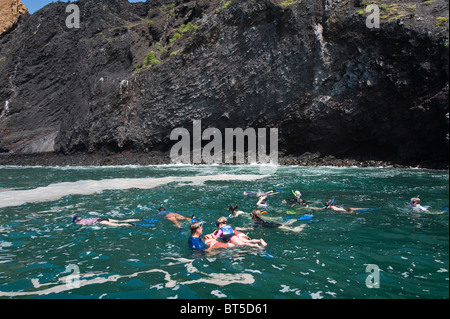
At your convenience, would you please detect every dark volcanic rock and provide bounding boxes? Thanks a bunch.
[0,0,448,168]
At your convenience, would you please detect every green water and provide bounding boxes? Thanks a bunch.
[0,165,448,299]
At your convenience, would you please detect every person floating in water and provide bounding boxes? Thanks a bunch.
[404,197,429,212]
[404,197,449,214]
[282,190,320,208]
[246,189,281,208]
[237,210,306,233]
[72,214,140,227]
[188,220,214,251]
[214,216,267,248]
[251,209,281,228]
[227,204,247,218]
[243,189,278,197]
[322,198,374,213]
[157,205,191,229]
[256,195,269,208]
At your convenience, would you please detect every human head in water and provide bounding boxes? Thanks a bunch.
[251,209,263,221]
[324,199,335,208]
[216,216,227,227]
[190,221,203,235]
[229,204,238,213]
[410,197,421,204]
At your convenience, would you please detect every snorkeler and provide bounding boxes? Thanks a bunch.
[214,216,267,248]
[188,221,214,251]
[256,195,268,208]
[282,190,318,208]
[322,199,372,213]
[246,189,282,208]
[236,210,306,233]
[251,209,281,228]
[72,214,140,227]
[404,197,450,214]
[243,190,278,197]
[404,197,429,212]
[227,204,247,218]
[157,205,191,229]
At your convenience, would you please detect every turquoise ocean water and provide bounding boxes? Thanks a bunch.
[0,165,448,299]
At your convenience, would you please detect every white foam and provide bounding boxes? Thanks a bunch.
[0,174,268,209]
[310,291,323,299]
[0,266,255,297]
[211,290,227,298]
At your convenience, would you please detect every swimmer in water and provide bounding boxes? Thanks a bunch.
[238,210,306,233]
[322,199,370,213]
[72,214,140,227]
[227,204,247,218]
[282,190,319,208]
[157,206,191,229]
[256,195,268,208]
[188,221,214,251]
[243,189,278,197]
[214,216,267,248]
[251,209,282,228]
[404,197,429,212]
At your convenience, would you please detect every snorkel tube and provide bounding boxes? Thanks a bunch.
[292,190,301,198]
[325,198,335,209]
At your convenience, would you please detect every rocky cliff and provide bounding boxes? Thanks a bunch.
[0,0,448,167]
[0,0,28,34]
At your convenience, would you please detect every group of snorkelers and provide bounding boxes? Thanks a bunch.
[246,189,372,212]
[188,190,439,252]
[247,189,440,213]
[72,189,445,252]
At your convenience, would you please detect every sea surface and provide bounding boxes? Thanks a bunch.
[0,164,448,299]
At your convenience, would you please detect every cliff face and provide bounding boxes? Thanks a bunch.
[0,0,448,167]
[0,0,28,34]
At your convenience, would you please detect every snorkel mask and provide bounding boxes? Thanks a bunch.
[191,216,205,226]
[215,220,227,227]
[410,196,420,204]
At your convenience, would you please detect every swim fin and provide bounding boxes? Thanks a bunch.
[355,208,378,213]
[142,219,159,223]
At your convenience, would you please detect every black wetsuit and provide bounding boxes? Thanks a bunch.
[253,219,281,229]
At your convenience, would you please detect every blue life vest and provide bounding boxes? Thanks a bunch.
[188,236,207,250]
[219,225,235,242]
[221,225,234,235]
